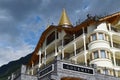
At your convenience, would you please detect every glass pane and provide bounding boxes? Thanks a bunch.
[103,69,109,75]
[101,50,106,58]
[92,34,96,41]
[94,51,99,59]
[98,33,104,40]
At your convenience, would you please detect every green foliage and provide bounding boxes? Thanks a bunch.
[0,53,32,80]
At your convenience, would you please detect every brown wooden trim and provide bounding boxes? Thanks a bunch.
[28,11,120,66]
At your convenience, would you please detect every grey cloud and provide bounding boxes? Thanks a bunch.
[0,0,120,66]
[0,0,41,21]
[0,0,120,25]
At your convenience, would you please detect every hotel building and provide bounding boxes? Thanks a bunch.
[10,9,120,80]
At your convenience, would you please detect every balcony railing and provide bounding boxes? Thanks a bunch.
[64,37,74,46]
[8,68,21,80]
[111,27,120,32]
[46,50,55,59]
[64,47,84,59]
[76,47,84,54]
[113,43,120,49]
[116,58,120,66]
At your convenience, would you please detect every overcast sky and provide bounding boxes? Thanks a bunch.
[0,0,120,67]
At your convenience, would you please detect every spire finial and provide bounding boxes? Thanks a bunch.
[58,8,72,26]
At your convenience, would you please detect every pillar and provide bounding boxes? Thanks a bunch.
[44,48,47,65]
[55,30,58,56]
[38,49,41,68]
[108,23,113,47]
[110,34,113,47]
[113,52,116,66]
[83,28,87,66]
[108,23,112,31]
[62,49,64,59]
[44,39,47,65]
[31,62,34,75]
[73,34,76,56]
[62,37,64,59]
[73,42,76,56]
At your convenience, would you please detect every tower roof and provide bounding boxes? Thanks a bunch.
[58,9,72,26]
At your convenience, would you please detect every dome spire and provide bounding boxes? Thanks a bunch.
[58,8,72,26]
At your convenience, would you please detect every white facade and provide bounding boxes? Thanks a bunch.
[27,10,120,79]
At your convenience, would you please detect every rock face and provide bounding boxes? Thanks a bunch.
[0,53,32,80]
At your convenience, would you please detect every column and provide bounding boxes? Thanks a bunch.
[73,34,76,56]
[62,49,64,59]
[62,37,64,59]
[44,39,47,65]
[113,52,116,66]
[108,23,112,31]
[83,28,87,66]
[55,30,58,56]
[38,49,41,68]
[108,23,113,47]
[110,34,113,47]
[31,61,34,75]
[44,48,47,65]
[73,42,76,56]
[55,42,57,56]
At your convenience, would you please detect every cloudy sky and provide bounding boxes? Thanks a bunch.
[0,0,120,67]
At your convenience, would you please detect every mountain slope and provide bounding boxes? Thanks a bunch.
[0,53,32,80]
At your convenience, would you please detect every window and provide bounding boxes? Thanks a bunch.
[98,33,104,40]
[92,34,97,41]
[92,50,111,59]
[100,50,106,58]
[103,69,109,75]
[90,32,109,42]
[94,51,99,59]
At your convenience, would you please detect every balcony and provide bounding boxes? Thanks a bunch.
[37,59,120,80]
[64,47,84,60]
[113,43,120,49]
[63,36,74,46]
[116,58,120,66]
[10,59,120,80]
[76,47,84,54]
[111,27,120,33]
[46,50,55,59]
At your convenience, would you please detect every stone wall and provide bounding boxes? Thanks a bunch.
[14,60,120,80]
[15,74,37,80]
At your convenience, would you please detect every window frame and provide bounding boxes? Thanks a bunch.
[91,50,111,60]
[100,50,106,58]
[90,32,109,42]
[98,33,104,40]
[93,51,99,59]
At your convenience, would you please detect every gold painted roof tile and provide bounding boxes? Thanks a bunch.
[58,8,72,26]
